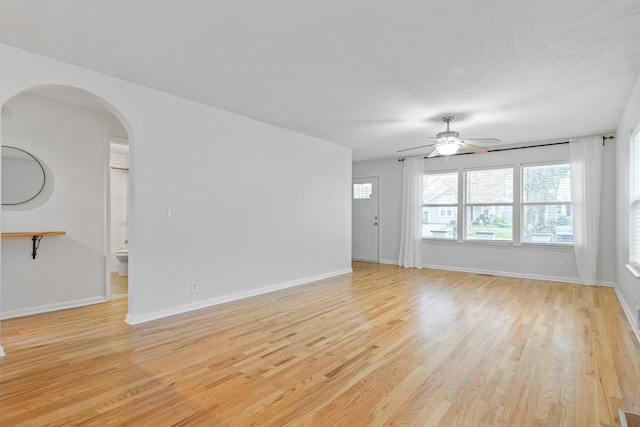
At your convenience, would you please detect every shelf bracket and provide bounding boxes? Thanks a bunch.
[31,235,43,259]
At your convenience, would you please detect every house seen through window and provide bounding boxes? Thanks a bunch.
[422,171,458,239]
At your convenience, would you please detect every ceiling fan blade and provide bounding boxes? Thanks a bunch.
[460,143,488,154]
[397,142,436,153]
[461,138,501,145]
[427,148,441,158]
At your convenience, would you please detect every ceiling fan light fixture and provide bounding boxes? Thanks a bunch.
[436,131,460,143]
[396,115,500,156]
[436,141,460,156]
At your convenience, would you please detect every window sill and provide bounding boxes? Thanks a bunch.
[421,239,574,249]
[520,241,573,249]
[422,238,459,244]
[626,264,640,278]
[463,239,514,245]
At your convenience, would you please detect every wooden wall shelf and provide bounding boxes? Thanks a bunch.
[1,231,66,259]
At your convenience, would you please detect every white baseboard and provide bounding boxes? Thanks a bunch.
[598,280,615,288]
[422,263,584,284]
[373,260,614,288]
[0,296,106,320]
[126,268,353,325]
[0,344,5,358]
[423,264,614,287]
[614,285,640,344]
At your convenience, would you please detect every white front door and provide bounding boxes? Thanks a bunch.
[352,176,379,262]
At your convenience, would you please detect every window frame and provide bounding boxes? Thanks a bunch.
[421,158,574,248]
[520,161,573,246]
[629,122,640,269]
[463,165,515,243]
[422,170,459,241]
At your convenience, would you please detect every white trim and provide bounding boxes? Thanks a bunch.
[0,296,106,320]
[125,268,353,325]
[614,284,640,345]
[0,345,5,358]
[632,111,640,136]
[626,263,640,278]
[104,137,112,301]
[422,263,583,284]
[376,259,608,286]
[108,136,129,146]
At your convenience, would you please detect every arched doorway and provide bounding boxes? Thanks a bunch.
[0,85,133,332]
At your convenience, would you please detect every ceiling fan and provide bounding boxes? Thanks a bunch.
[398,116,501,157]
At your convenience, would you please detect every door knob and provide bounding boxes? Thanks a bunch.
[373,221,378,225]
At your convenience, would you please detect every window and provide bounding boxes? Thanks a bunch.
[424,156,573,246]
[353,183,372,199]
[465,168,513,241]
[522,164,572,244]
[423,171,458,239]
[630,125,640,267]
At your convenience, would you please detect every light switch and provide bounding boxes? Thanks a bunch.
[167,208,176,219]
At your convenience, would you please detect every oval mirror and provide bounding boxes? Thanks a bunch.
[1,146,46,205]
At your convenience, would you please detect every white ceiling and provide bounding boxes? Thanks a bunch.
[1,0,640,161]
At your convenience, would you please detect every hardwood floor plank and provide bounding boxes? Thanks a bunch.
[1,262,639,426]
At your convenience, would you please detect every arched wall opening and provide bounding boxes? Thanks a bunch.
[0,84,134,356]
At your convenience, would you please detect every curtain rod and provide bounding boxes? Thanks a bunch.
[398,135,615,162]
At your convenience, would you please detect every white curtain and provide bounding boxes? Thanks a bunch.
[398,156,424,268]
[569,136,603,285]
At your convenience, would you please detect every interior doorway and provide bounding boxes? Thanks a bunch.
[1,85,131,321]
[108,137,130,299]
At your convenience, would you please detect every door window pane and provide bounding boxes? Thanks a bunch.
[353,183,372,199]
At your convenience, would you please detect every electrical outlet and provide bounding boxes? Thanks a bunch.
[334,257,339,265]
[167,208,176,219]
[559,262,565,271]
[191,281,198,293]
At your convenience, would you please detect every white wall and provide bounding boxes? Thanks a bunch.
[0,42,352,338]
[615,70,640,338]
[354,141,617,284]
[1,92,127,318]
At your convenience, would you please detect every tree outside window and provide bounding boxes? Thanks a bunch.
[522,164,572,243]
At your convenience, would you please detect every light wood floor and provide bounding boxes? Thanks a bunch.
[1,262,639,426]
[111,271,128,297]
